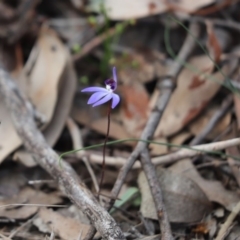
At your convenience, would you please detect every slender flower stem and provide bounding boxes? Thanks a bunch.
[98,101,112,198]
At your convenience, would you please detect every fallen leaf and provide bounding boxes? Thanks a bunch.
[111,187,140,214]
[120,82,149,138]
[20,26,68,123]
[138,167,211,222]
[117,51,164,84]
[234,94,240,130]
[169,130,192,151]
[137,235,160,240]
[232,70,240,129]
[149,137,168,155]
[226,226,240,240]
[88,0,167,20]
[169,159,240,211]
[71,106,132,141]
[0,24,76,166]
[0,165,26,197]
[189,104,231,140]
[0,188,62,219]
[14,57,77,167]
[34,208,90,240]
[88,0,215,20]
[155,55,233,137]
[206,20,222,63]
[167,0,216,13]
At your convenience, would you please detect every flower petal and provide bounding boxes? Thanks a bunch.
[112,67,117,82]
[111,93,120,109]
[92,93,112,107]
[81,87,108,93]
[87,92,108,104]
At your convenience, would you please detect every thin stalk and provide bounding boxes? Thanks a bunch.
[98,101,112,198]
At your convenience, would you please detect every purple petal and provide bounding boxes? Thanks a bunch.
[92,93,113,107]
[111,93,120,109]
[81,87,108,93]
[112,67,117,82]
[87,92,108,104]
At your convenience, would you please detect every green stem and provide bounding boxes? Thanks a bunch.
[59,138,240,166]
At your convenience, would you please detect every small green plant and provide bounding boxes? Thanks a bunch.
[79,76,89,85]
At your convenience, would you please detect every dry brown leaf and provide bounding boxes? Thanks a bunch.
[234,94,240,129]
[120,82,149,138]
[34,208,90,240]
[233,71,240,129]
[138,167,211,222]
[206,20,222,63]
[89,0,215,20]
[71,106,131,141]
[0,166,26,197]
[149,137,168,155]
[189,104,231,140]
[20,27,68,124]
[0,26,70,165]
[168,0,215,13]
[89,0,167,20]
[226,226,240,240]
[0,188,62,219]
[14,57,77,167]
[170,159,240,211]
[118,51,166,84]
[169,130,192,151]
[155,55,232,137]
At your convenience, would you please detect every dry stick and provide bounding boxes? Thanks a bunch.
[66,117,99,193]
[215,200,240,240]
[0,67,125,240]
[152,137,240,166]
[84,22,201,240]
[82,136,240,169]
[48,231,55,240]
[190,95,233,146]
[108,21,200,208]
[192,16,240,32]
[140,149,172,240]
[0,204,66,208]
[72,28,116,61]
[109,22,200,239]
[8,216,35,239]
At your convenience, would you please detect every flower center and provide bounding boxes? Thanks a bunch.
[105,78,117,91]
[106,84,113,91]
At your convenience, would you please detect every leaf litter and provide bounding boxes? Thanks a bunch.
[1,0,240,239]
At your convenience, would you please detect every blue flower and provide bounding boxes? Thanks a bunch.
[81,67,120,109]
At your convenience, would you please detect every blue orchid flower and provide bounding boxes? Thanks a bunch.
[81,67,120,109]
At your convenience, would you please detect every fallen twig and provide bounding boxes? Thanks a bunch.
[140,149,172,240]
[66,117,99,193]
[152,137,240,166]
[107,22,200,209]
[72,27,116,61]
[85,22,200,240]
[190,95,233,145]
[84,22,201,240]
[192,16,240,32]
[215,200,240,240]
[0,66,125,240]
[81,136,240,168]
